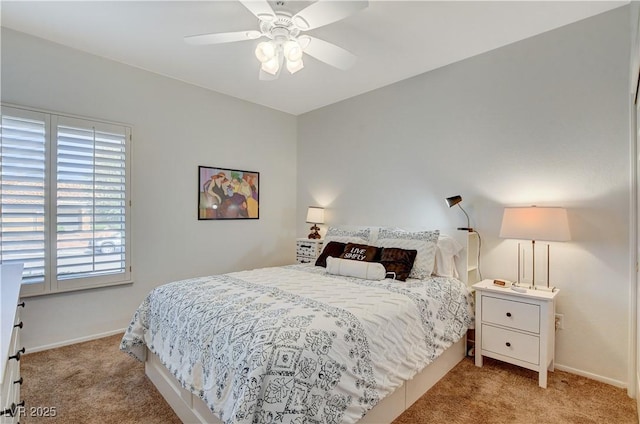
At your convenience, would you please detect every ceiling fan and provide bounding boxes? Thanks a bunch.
[184,0,368,80]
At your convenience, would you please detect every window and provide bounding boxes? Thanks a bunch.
[0,105,131,296]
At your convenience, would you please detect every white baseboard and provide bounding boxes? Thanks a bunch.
[26,328,126,354]
[555,363,627,390]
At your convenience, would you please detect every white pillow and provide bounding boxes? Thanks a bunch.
[326,257,386,280]
[376,228,440,279]
[321,226,371,253]
[434,234,464,278]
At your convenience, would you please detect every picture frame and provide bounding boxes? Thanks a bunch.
[198,166,259,220]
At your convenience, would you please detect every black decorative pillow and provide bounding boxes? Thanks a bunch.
[340,243,380,262]
[379,247,418,281]
[315,241,347,267]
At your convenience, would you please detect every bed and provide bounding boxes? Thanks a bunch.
[121,227,475,424]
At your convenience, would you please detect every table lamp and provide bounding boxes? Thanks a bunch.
[499,206,570,291]
[306,206,324,239]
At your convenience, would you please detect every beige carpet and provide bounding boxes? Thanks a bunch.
[20,334,636,423]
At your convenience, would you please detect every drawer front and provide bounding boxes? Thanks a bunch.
[482,324,539,365]
[3,362,19,424]
[296,256,315,264]
[296,241,322,257]
[482,295,540,333]
[2,329,21,424]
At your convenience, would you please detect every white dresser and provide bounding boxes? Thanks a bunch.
[473,279,558,388]
[1,264,25,423]
[295,239,324,264]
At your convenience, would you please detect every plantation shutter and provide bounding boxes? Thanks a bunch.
[0,105,131,296]
[0,108,48,289]
[54,116,130,290]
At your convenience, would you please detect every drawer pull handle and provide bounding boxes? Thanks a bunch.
[506,312,512,317]
[17,301,25,308]
[13,377,23,385]
[505,342,511,347]
[9,347,25,361]
[14,321,23,329]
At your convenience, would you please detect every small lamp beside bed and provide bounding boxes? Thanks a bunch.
[445,195,473,231]
[306,206,325,239]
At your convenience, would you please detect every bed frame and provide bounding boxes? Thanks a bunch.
[146,338,464,424]
[144,229,474,423]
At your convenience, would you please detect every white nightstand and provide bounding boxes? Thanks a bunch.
[296,238,323,264]
[473,279,558,388]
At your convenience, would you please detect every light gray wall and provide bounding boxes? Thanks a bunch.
[1,28,298,350]
[297,7,630,385]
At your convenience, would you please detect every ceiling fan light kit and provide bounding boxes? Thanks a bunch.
[255,34,305,75]
[184,0,368,80]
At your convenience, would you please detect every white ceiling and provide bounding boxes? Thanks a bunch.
[1,1,627,115]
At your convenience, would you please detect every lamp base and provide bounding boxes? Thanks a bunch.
[308,224,320,239]
[534,285,557,292]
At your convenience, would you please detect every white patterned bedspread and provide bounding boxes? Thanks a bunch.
[120,264,474,424]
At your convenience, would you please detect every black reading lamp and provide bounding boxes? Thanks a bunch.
[446,195,473,232]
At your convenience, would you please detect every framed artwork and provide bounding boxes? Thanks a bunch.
[198,166,259,220]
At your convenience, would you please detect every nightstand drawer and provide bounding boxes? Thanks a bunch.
[296,256,315,264]
[481,324,540,365]
[295,239,324,264]
[482,296,540,333]
[296,240,322,257]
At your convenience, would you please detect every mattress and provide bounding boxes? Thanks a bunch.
[120,264,474,424]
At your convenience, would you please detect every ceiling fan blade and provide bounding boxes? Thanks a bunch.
[184,30,261,45]
[239,0,276,22]
[301,36,357,70]
[292,1,368,31]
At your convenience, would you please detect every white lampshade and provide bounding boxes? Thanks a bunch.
[261,56,280,75]
[287,58,304,74]
[500,207,570,242]
[284,40,303,62]
[255,41,276,63]
[306,206,325,224]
